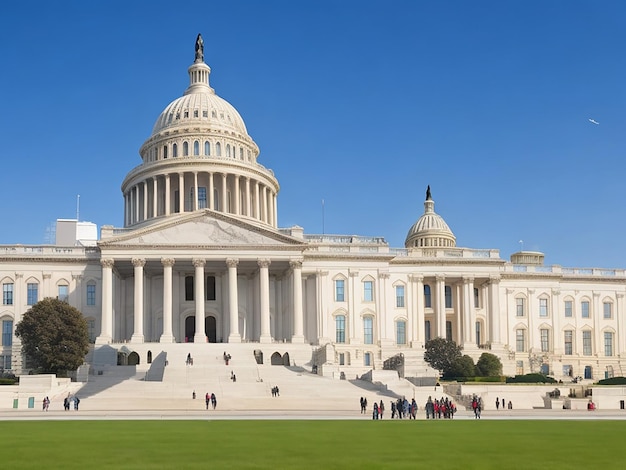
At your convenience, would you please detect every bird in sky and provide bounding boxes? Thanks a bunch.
[588,118,599,125]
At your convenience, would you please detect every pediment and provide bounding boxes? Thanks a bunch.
[99,211,304,248]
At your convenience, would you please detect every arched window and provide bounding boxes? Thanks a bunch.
[204,141,210,156]
[193,141,199,156]
[216,142,222,156]
[424,285,431,308]
[226,144,231,157]
[163,145,168,159]
[335,315,345,343]
[183,142,189,156]
[240,148,244,160]
[172,143,178,158]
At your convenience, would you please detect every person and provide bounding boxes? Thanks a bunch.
[391,401,396,419]
[495,398,500,410]
[232,374,236,383]
[192,390,196,400]
[211,392,217,410]
[501,397,505,410]
[186,353,192,365]
[379,400,384,419]
[373,402,379,420]
[64,395,70,411]
[205,393,210,410]
[508,400,512,410]
[43,397,48,411]
[410,399,417,420]
[425,396,434,419]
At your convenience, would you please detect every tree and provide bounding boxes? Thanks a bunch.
[445,355,477,379]
[476,352,503,377]
[424,337,462,376]
[15,298,89,375]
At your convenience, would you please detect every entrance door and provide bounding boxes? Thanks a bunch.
[206,316,217,343]
[185,316,195,342]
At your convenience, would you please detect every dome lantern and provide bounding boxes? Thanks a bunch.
[405,186,456,249]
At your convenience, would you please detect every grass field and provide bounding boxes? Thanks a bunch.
[2,420,624,469]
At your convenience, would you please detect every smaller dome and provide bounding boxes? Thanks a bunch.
[405,186,456,249]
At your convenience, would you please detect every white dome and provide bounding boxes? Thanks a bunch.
[405,187,456,248]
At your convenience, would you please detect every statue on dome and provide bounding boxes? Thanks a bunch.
[426,185,432,200]
[194,33,204,63]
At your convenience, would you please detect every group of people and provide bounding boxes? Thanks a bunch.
[42,396,50,411]
[63,394,80,411]
[425,396,456,419]
[271,386,280,397]
[205,392,217,410]
[390,397,420,419]
[359,396,368,413]
[372,400,387,419]
[495,397,513,410]
[223,352,231,365]
[186,353,194,366]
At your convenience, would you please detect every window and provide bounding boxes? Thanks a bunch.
[183,141,189,156]
[173,143,178,157]
[364,352,371,366]
[516,329,526,352]
[193,140,199,155]
[2,283,13,305]
[474,288,479,308]
[581,301,590,318]
[363,281,373,302]
[216,142,221,156]
[395,285,405,308]
[339,353,345,365]
[540,329,550,352]
[516,360,524,375]
[363,317,373,344]
[582,330,592,355]
[86,284,96,306]
[516,298,525,317]
[604,332,614,356]
[335,279,345,302]
[198,187,207,209]
[1,320,12,346]
[424,285,431,308]
[446,321,453,341]
[539,298,548,317]
[584,365,593,380]
[564,330,573,355]
[87,319,96,343]
[335,315,345,343]
[603,302,612,319]
[226,144,231,157]
[563,365,573,377]
[27,283,38,305]
[206,276,216,301]
[475,321,481,346]
[445,286,452,308]
[425,320,431,342]
[185,276,194,301]
[564,300,573,317]
[204,141,210,155]
[163,145,168,159]
[396,320,406,345]
[58,285,69,303]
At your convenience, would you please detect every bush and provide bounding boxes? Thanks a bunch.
[506,373,557,384]
[596,377,626,385]
[476,353,502,377]
[444,355,476,379]
[0,378,18,385]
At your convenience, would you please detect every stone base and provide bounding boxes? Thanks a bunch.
[259,334,273,344]
[159,334,175,344]
[228,334,242,343]
[194,334,207,344]
[291,334,305,344]
[130,334,145,344]
[95,335,112,345]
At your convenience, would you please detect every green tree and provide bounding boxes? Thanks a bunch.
[15,298,89,375]
[445,354,476,379]
[424,337,462,376]
[476,352,503,377]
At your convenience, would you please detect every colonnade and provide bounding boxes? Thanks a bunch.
[95,256,304,345]
[123,171,278,227]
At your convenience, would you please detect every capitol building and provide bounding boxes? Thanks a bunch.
[1,36,625,382]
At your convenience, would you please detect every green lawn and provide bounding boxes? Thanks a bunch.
[1,420,623,469]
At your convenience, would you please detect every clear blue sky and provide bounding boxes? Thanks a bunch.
[1,1,625,269]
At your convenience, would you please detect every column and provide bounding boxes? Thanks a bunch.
[165,174,171,215]
[435,275,446,338]
[255,182,260,220]
[261,186,268,223]
[160,258,175,343]
[316,270,329,343]
[226,258,241,343]
[134,186,140,223]
[273,193,278,227]
[124,192,129,226]
[267,190,273,226]
[489,276,501,345]
[208,172,214,210]
[617,294,625,355]
[193,258,206,343]
[234,176,240,215]
[96,258,114,344]
[193,172,199,210]
[245,177,251,216]
[291,259,305,343]
[462,277,474,346]
[258,258,272,343]
[142,181,148,221]
[221,173,227,213]
[131,258,146,343]
[178,173,184,213]
[152,178,158,218]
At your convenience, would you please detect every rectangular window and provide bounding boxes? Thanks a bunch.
[581,301,590,318]
[424,285,431,308]
[424,320,431,342]
[336,316,345,343]
[86,284,96,306]
[198,187,207,209]
[539,298,548,317]
[58,285,69,303]
[339,353,345,366]
[446,321,453,341]
[363,281,373,302]
[27,283,38,305]
[395,285,405,308]
[445,286,452,308]
[0,355,11,371]
[363,317,373,344]
[516,360,524,375]
[516,298,525,317]
[474,288,479,308]
[604,332,614,357]
[564,300,573,317]
[396,321,406,345]
[516,329,526,352]
[540,329,550,352]
[206,276,216,301]
[364,352,371,366]
[475,321,481,346]
[185,276,194,301]
[87,319,96,343]
[582,330,592,356]
[564,330,573,355]
[335,280,345,302]
[603,302,612,319]
[2,320,13,346]
[2,283,13,305]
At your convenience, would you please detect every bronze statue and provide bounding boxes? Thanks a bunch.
[194,33,204,63]
[426,185,432,200]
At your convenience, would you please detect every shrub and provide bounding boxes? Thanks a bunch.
[506,373,557,384]
[476,353,503,377]
[597,377,626,385]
